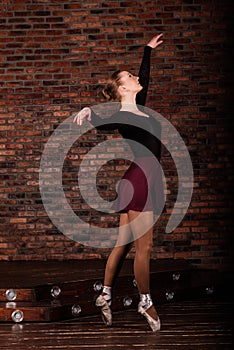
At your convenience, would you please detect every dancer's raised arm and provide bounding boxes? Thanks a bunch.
[73,33,163,127]
[137,33,163,106]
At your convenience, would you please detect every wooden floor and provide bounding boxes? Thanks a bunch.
[0,259,191,288]
[0,259,232,349]
[0,298,232,350]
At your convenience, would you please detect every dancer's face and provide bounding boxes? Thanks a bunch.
[118,71,143,95]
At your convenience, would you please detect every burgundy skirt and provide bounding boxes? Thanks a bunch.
[112,156,164,214]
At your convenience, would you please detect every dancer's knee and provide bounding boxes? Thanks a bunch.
[135,239,153,256]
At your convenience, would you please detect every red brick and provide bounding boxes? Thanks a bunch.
[0,0,232,268]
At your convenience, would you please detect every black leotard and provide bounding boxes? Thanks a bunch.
[90,46,161,160]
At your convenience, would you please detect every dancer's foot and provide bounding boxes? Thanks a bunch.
[145,305,159,321]
[138,294,161,332]
[95,294,112,326]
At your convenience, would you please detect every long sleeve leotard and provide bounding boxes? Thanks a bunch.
[90,46,161,160]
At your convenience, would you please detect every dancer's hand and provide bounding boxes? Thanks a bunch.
[147,33,163,49]
[73,107,92,126]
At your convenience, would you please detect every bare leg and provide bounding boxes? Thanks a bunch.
[96,213,133,326]
[128,210,159,320]
[103,213,133,288]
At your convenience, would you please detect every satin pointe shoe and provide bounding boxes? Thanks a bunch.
[95,294,112,326]
[138,294,161,332]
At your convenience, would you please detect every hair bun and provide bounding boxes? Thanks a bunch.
[102,88,112,101]
[102,70,122,102]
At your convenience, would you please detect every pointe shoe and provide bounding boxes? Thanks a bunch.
[138,301,161,332]
[95,295,112,326]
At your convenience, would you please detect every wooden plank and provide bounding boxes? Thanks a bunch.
[0,299,232,349]
[0,259,191,300]
[0,288,35,302]
[0,301,83,322]
[0,289,140,323]
[0,268,223,304]
[0,260,231,323]
[0,259,190,288]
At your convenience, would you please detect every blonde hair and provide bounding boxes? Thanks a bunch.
[102,70,122,102]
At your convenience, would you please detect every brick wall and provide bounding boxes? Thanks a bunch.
[0,0,233,269]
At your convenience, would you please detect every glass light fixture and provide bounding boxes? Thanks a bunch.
[71,304,82,317]
[123,296,132,307]
[172,272,181,281]
[6,302,17,309]
[6,289,17,301]
[205,286,214,295]
[166,291,175,301]
[11,310,24,323]
[132,279,138,288]
[50,286,61,298]
[93,281,103,292]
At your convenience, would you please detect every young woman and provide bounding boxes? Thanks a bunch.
[74,33,164,332]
